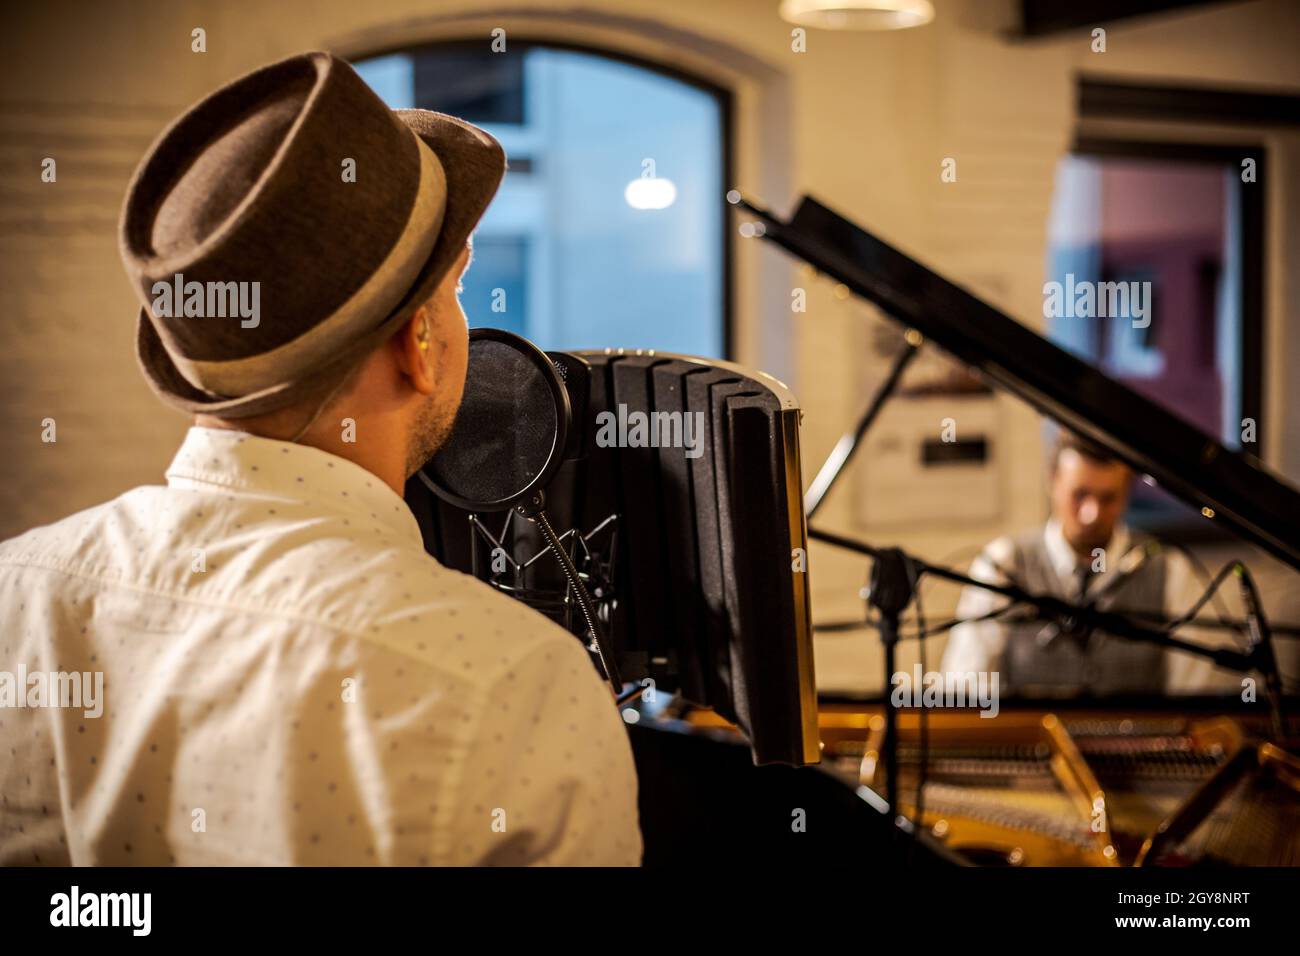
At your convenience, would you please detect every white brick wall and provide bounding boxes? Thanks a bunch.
[2,0,1297,689]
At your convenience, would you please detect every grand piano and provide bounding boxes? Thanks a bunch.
[648,192,1300,867]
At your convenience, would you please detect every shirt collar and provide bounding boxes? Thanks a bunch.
[165,426,423,546]
[1044,517,1130,583]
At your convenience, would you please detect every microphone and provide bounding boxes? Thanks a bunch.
[417,328,623,694]
[1236,563,1285,738]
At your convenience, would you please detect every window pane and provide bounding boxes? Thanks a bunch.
[354,46,724,358]
[1045,152,1248,528]
[463,236,528,339]
[1046,154,1240,446]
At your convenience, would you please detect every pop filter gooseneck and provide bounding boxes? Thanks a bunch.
[418,328,624,697]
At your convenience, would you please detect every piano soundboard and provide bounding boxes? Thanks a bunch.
[688,702,1300,866]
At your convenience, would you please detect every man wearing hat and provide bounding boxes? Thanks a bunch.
[0,52,641,866]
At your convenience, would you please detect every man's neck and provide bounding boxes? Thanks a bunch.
[1045,517,1124,574]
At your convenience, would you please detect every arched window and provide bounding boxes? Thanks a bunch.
[354,42,729,358]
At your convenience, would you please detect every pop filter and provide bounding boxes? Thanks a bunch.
[418,328,624,696]
[423,328,570,512]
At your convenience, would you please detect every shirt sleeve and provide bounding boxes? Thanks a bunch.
[442,634,643,866]
[940,537,1016,676]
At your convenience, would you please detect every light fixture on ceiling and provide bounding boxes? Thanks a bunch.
[779,0,935,31]
[625,177,677,210]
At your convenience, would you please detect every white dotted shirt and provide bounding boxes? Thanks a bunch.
[0,426,642,865]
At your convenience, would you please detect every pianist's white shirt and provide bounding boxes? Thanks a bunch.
[0,426,641,866]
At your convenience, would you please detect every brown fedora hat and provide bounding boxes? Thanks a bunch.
[120,51,506,418]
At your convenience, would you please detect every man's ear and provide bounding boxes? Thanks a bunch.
[394,305,437,396]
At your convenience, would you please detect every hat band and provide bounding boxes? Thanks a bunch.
[169,132,449,397]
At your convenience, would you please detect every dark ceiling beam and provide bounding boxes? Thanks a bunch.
[1018,0,1245,38]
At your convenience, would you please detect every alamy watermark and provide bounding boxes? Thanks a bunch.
[50,886,150,936]
[151,273,260,328]
[1042,273,1151,328]
[595,403,705,459]
[890,665,1000,718]
[0,667,103,718]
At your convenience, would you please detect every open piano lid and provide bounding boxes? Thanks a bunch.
[731,192,1300,572]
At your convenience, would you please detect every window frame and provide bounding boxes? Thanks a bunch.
[1069,135,1266,460]
[350,37,737,360]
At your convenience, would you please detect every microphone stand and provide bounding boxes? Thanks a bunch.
[811,522,1289,738]
[863,547,917,841]
[791,328,1295,830]
[1238,564,1286,740]
[797,355,1291,821]
[805,339,919,520]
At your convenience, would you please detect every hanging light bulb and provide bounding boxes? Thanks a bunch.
[779,0,935,31]
[624,177,677,210]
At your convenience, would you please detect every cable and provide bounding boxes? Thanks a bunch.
[898,600,1025,639]
[903,546,1025,640]
[815,599,1027,638]
[615,684,647,707]
[533,509,622,692]
[1169,541,1235,623]
[1163,559,1244,636]
[1105,607,1300,639]
[1235,561,1286,738]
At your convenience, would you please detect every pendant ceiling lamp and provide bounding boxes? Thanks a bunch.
[778,0,936,31]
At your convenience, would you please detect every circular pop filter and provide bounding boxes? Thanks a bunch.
[420,327,571,512]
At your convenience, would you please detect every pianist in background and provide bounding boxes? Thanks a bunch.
[940,430,1225,697]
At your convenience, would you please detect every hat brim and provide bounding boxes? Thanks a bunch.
[135,109,506,419]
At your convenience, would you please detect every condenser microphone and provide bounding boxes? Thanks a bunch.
[417,328,623,695]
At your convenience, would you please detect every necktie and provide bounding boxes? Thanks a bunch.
[1070,566,1094,652]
